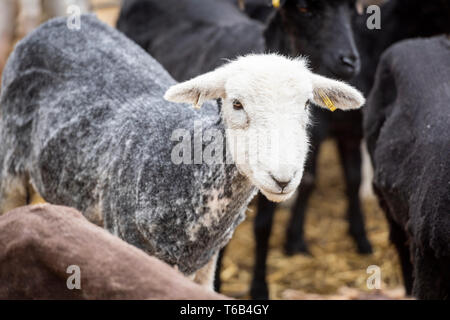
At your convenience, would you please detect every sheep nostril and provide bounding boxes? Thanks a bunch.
[271,176,291,191]
[340,55,357,69]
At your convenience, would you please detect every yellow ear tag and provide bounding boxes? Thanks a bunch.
[272,0,280,8]
[318,90,337,112]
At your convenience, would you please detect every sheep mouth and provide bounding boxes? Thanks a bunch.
[259,188,295,203]
[266,190,289,195]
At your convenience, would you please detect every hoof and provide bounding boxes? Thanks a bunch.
[356,238,373,254]
[250,280,269,300]
[284,240,311,256]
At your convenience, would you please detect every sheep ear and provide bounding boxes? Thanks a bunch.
[310,74,365,111]
[164,69,227,109]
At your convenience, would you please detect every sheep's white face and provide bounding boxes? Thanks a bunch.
[220,56,312,201]
[165,54,365,202]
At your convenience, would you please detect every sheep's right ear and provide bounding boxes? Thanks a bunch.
[310,73,365,111]
[164,68,228,109]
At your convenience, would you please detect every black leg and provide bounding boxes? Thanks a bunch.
[250,109,329,298]
[284,168,316,256]
[336,136,373,254]
[412,247,450,300]
[214,247,226,292]
[250,194,277,300]
[385,213,413,295]
[284,119,326,256]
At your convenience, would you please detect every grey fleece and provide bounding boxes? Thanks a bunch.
[0,15,257,274]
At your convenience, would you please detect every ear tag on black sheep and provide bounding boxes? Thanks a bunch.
[272,0,280,8]
[318,90,337,112]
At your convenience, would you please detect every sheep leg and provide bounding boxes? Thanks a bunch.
[284,146,320,255]
[284,112,329,256]
[384,212,414,295]
[336,136,373,254]
[0,175,28,215]
[285,171,315,256]
[213,247,226,292]
[413,247,450,300]
[193,253,219,290]
[250,194,277,300]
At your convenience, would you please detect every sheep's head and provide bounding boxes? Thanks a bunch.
[270,0,361,80]
[165,54,364,202]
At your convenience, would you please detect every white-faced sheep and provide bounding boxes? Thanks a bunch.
[0,15,364,288]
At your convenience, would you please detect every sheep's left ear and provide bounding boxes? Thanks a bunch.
[310,74,365,111]
[164,68,228,109]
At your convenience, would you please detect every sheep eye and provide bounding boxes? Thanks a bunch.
[297,5,312,16]
[233,100,244,110]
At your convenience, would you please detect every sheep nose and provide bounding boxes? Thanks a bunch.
[270,174,291,191]
[329,52,360,79]
[340,54,358,70]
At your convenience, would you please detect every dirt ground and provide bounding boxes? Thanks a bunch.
[1,1,404,300]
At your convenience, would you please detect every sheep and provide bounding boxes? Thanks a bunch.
[0,15,365,289]
[0,204,228,299]
[117,0,361,81]
[116,0,367,299]
[116,0,266,82]
[351,0,450,97]
[364,35,450,300]
[349,0,449,296]
[223,0,274,23]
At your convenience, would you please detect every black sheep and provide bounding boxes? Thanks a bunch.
[351,0,449,296]
[352,0,450,97]
[117,0,266,81]
[364,35,450,300]
[223,0,275,23]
